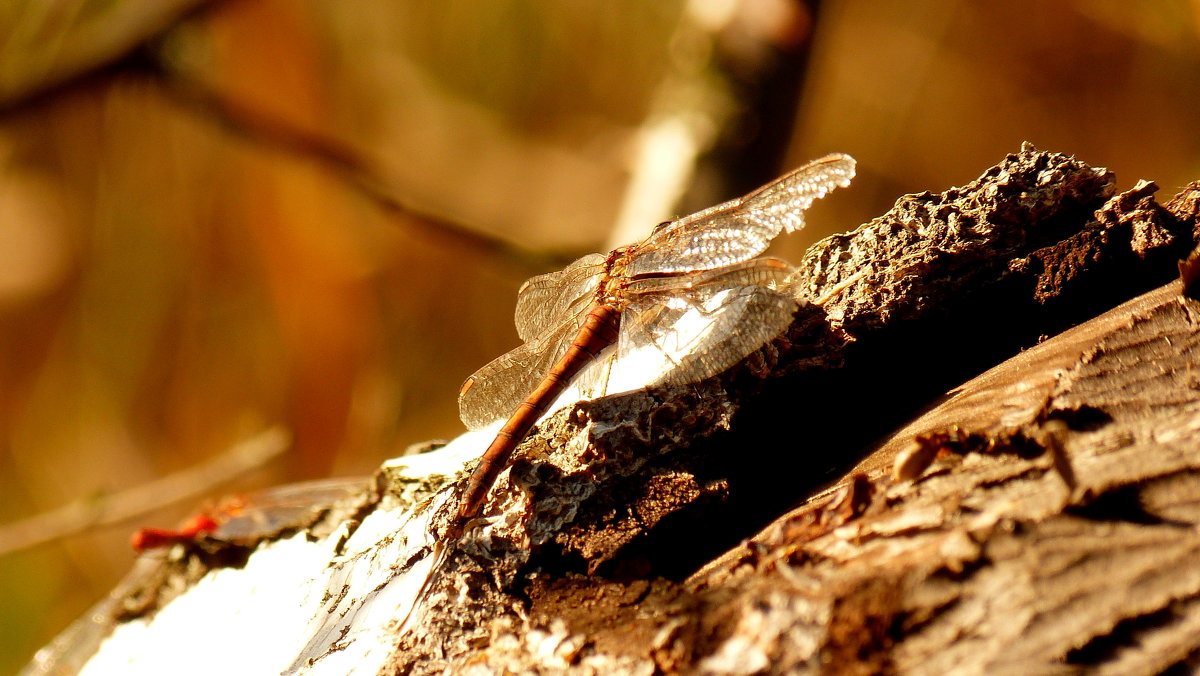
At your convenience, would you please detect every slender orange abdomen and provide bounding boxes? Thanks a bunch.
[457,302,622,521]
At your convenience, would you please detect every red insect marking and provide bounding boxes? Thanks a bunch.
[130,512,222,552]
[127,480,364,552]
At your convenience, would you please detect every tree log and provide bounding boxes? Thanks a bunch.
[24,145,1200,675]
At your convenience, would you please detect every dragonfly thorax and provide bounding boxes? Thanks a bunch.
[596,244,638,307]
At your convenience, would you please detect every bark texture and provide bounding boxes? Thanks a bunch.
[29,146,1200,675]
[376,146,1200,673]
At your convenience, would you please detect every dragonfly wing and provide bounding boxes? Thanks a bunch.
[459,309,591,431]
[611,276,798,392]
[734,152,856,237]
[513,253,605,342]
[563,343,618,401]
[621,257,794,296]
[212,478,368,542]
[624,154,855,276]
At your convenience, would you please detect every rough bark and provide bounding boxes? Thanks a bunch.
[397,144,1200,674]
[690,278,1200,675]
[25,145,1200,675]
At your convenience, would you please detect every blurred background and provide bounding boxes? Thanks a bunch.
[3,0,1200,669]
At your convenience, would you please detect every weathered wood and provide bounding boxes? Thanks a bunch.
[26,146,1200,675]
[689,277,1200,675]
[381,146,1200,673]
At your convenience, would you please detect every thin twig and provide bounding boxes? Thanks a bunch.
[149,64,567,271]
[0,427,290,557]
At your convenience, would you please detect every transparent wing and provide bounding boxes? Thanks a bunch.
[621,256,794,296]
[537,262,796,406]
[513,253,605,342]
[626,287,797,387]
[624,154,855,277]
[543,341,619,410]
[603,259,798,393]
[458,308,592,431]
[211,478,367,542]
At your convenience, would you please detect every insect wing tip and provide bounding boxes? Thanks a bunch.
[818,153,856,185]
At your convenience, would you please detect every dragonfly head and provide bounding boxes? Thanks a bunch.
[604,244,636,274]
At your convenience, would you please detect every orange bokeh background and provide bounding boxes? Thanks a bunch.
[3,1,1199,669]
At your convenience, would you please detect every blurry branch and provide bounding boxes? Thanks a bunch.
[0,427,289,557]
[0,2,566,271]
[148,63,568,271]
[0,0,215,110]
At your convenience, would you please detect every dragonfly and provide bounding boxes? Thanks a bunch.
[129,478,366,552]
[24,478,367,676]
[456,154,856,521]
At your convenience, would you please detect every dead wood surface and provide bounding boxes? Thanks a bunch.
[690,278,1200,675]
[28,146,1200,675]
[390,145,1200,674]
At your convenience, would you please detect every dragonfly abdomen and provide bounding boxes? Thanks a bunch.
[458,302,622,520]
